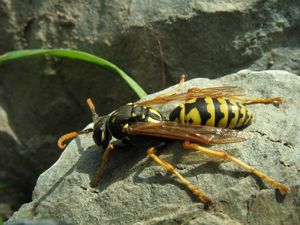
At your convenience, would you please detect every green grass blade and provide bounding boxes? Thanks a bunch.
[0,49,147,98]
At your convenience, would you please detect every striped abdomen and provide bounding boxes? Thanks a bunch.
[169,97,253,129]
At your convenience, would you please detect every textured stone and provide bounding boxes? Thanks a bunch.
[6,70,300,225]
[5,219,74,225]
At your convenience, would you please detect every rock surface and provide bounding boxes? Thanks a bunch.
[6,219,74,225]
[6,70,300,225]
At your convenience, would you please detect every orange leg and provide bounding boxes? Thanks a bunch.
[183,141,289,193]
[228,96,283,105]
[90,144,115,187]
[147,147,212,205]
[157,74,187,96]
[136,75,187,106]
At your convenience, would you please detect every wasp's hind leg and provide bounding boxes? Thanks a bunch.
[147,146,212,206]
[228,96,283,105]
[183,141,289,193]
[90,144,115,187]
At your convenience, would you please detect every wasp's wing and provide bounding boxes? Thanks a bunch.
[136,87,245,106]
[124,121,251,144]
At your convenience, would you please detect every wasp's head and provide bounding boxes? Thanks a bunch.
[57,98,112,150]
[92,115,111,150]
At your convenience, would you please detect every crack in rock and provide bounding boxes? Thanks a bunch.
[253,130,293,148]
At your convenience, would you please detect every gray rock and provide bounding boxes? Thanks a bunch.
[249,48,300,74]
[5,219,74,225]
[6,70,300,225]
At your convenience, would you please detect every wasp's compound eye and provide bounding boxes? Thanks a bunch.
[93,123,110,150]
[92,124,104,146]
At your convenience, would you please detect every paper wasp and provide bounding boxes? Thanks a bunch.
[57,80,289,206]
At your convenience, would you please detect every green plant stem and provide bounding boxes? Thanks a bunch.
[0,49,147,98]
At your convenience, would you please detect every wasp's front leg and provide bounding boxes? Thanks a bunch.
[90,144,115,187]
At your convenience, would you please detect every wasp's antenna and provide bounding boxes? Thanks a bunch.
[57,98,99,150]
[58,131,81,150]
[87,98,99,122]
[57,128,94,150]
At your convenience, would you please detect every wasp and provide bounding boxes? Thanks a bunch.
[57,80,289,206]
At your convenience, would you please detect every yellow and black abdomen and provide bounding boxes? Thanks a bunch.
[169,97,253,129]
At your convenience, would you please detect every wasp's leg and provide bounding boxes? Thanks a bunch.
[136,75,187,106]
[159,74,187,96]
[147,147,212,205]
[183,141,289,193]
[90,144,115,187]
[228,96,283,105]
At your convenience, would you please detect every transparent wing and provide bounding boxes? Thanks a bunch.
[124,121,251,144]
[136,87,245,106]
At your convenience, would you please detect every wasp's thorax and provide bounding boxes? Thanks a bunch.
[107,103,163,140]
